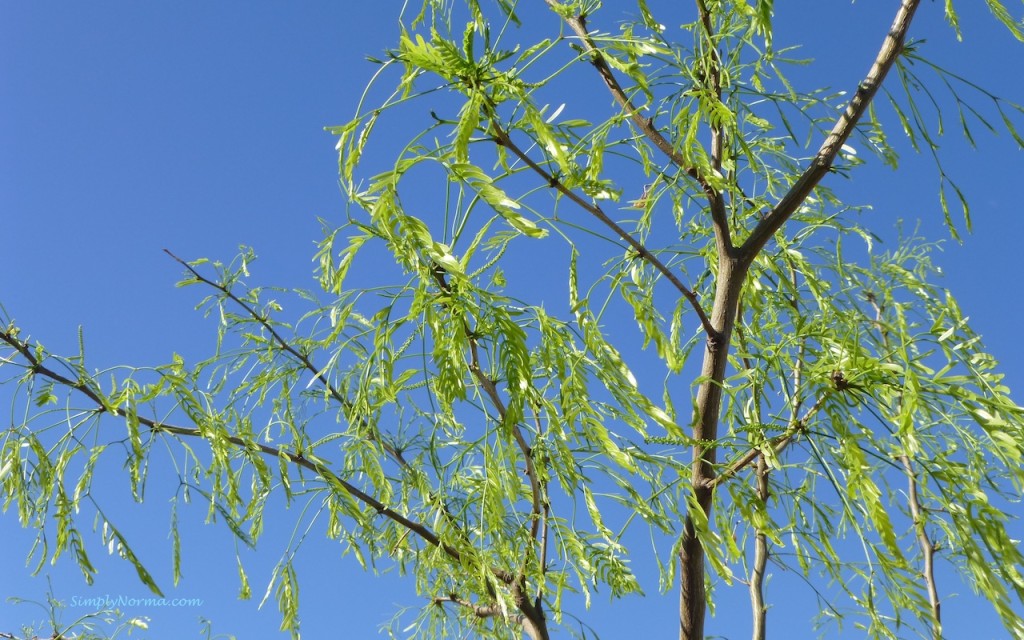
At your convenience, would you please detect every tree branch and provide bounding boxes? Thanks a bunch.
[488,121,719,340]
[749,454,769,640]
[864,259,941,637]
[433,591,548,640]
[163,250,413,469]
[429,265,551,640]
[162,252,521,594]
[732,297,770,640]
[166,253,545,624]
[546,2,708,186]
[740,0,922,260]
[695,0,734,253]
[681,4,922,637]
[708,393,827,491]
[0,324,519,586]
[432,594,503,619]
[429,266,545,550]
[900,453,941,638]
[548,1,735,254]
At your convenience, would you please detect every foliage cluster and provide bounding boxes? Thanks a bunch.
[3,1,1024,638]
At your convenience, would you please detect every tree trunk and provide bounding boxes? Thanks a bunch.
[679,251,747,640]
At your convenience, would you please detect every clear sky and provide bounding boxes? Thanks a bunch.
[2,2,1023,638]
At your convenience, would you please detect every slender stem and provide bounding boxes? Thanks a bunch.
[488,121,718,340]
[901,451,941,635]
[430,266,545,546]
[429,265,550,639]
[865,256,941,636]
[734,298,770,640]
[695,0,733,252]
[749,454,769,640]
[545,2,709,188]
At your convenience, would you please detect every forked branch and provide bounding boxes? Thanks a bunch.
[679,4,922,636]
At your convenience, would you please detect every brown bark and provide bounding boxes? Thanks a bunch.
[680,251,747,639]
[679,2,922,638]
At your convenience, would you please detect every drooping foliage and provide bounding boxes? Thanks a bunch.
[3,1,1024,639]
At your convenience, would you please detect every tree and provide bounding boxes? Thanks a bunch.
[3,1,1024,638]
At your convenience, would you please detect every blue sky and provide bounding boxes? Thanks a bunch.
[2,2,1023,638]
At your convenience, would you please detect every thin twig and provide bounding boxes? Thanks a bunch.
[900,454,941,637]
[163,250,412,468]
[429,265,544,546]
[863,259,941,635]
[548,0,735,257]
[708,393,827,491]
[533,411,551,599]
[733,296,770,640]
[546,2,708,188]
[429,265,550,638]
[749,454,769,640]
